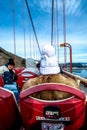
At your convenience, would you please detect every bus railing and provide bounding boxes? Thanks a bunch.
[62,70,87,87]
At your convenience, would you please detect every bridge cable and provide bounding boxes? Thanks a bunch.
[55,0,59,63]
[24,0,41,54]
[51,0,59,63]
[63,0,67,64]
[12,0,16,66]
[22,0,26,66]
[51,0,54,46]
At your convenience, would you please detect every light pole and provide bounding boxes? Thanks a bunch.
[60,43,72,73]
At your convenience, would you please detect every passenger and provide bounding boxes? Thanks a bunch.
[36,62,40,70]
[22,45,79,100]
[0,58,18,85]
[25,58,40,76]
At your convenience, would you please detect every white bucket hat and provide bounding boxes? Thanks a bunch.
[40,45,60,75]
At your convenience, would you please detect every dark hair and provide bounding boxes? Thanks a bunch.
[8,58,15,66]
[36,62,40,68]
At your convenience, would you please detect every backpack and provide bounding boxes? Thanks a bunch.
[2,71,13,84]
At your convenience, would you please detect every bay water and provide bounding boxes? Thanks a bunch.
[72,69,87,78]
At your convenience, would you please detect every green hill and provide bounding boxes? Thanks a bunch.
[0,47,25,67]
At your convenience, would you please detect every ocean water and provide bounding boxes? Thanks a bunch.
[72,69,87,78]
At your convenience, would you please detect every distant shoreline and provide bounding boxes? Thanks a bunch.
[72,67,87,70]
[63,67,87,70]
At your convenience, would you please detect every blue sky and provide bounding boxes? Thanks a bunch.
[0,0,87,63]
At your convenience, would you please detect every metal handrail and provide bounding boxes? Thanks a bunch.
[62,70,87,86]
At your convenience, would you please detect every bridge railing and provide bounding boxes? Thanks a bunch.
[62,70,87,87]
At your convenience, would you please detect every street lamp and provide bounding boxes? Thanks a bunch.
[60,43,72,73]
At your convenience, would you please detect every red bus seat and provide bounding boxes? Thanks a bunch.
[20,83,86,130]
[0,87,21,129]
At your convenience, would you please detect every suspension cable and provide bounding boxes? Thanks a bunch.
[51,0,59,63]
[24,0,41,54]
[63,0,67,64]
[56,0,59,63]
[51,0,54,46]
[12,0,16,66]
[22,0,26,62]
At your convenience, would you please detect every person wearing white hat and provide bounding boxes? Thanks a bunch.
[40,44,60,75]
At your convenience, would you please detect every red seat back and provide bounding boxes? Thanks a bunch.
[0,88,21,129]
[17,71,38,90]
[0,76,4,87]
[20,83,86,130]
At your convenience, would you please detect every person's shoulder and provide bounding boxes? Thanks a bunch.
[3,65,9,70]
[0,65,7,71]
[0,65,8,75]
[0,65,5,68]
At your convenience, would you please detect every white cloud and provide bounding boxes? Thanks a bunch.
[73,53,87,57]
[33,0,52,13]
[66,0,81,15]
[32,0,81,15]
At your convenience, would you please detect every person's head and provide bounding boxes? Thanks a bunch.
[7,58,15,70]
[36,62,40,70]
[40,44,60,75]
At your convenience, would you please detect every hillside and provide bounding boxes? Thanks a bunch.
[0,47,87,68]
[0,47,25,67]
